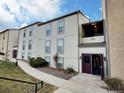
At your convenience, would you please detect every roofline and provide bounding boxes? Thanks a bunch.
[19,22,40,30]
[37,10,90,26]
[0,29,18,34]
[82,19,104,26]
[1,10,90,31]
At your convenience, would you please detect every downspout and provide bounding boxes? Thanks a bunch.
[103,0,111,78]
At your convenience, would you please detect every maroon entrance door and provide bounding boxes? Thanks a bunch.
[82,54,104,79]
[82,54,92,74]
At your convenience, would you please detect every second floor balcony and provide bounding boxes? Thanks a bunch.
[81,20,104,44]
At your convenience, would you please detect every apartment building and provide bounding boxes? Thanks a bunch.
[17,11,89,72]
[0,29,19,62]
[103,0,124,80]
[17,11,108,79]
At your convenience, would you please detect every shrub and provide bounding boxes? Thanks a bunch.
[65,67,75,74]
[104,78,124,91]
[36,57,46,63]
[29,57,36,67]
[29,57,49,67]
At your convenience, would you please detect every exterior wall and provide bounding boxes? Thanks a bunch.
[18,25,37,59]
[103,0,124,79]
[0,31,9,60]
[79,47,107,77]
[18,13,89,72]
[0,30,19,61]
[7,30,19,62]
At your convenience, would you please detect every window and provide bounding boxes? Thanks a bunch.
[29,31,32,37]
[28,52,31,59]
[45,56,51,65]
[22,52,25,59]
[13,50,17,58]
[2,44,4,50]
[57,19,64,34]
[45,40,51,53]
[2,47,4,50]
[22,41,26,50]
[3,33,5,40]
[23,30,26,38]
[83,55,90,64]
[57,39,64,54]
[28,40,32,50]
[46,24,51,36]
[57,57,64,68]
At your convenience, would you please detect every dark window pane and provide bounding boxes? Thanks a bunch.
[13,50,17,58]
[84,56,90,63]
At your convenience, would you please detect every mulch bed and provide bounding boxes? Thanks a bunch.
[37,67,78,80]
[20,59,78,80]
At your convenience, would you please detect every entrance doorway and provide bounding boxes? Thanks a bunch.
[92,55,101,75]
[82,54,104,79]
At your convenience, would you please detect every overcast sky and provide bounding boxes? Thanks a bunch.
[0,0,102,31]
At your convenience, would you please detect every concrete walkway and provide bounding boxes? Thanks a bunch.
[18,60,108,93]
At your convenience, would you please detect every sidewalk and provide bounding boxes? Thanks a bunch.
[18,60,108,93]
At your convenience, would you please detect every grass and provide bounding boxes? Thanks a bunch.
[0,60,57,93]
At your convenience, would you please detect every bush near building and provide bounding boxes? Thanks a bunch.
[29,57,49,67]
[64,67,76,75]
[104,78,124,92]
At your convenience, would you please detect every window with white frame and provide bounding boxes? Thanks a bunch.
[45,40,51,53]
[28,52,31,59]
[29,30,32,37]
[28,40,32,50]
[46,24,51,36]
[57,19,64,34]
[57,39,64,54]
[22,52,25,59]
[23,30,26,38]
[45,56,51,65]
[3,33,5,40]
[57,57,64,68]
[22,41,26,50]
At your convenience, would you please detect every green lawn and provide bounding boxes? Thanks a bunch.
[0,61,57,93]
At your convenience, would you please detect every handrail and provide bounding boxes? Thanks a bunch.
[0,76,36,84]
[0,76,43,93]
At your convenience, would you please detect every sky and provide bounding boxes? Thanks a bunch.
[0,0,102,31]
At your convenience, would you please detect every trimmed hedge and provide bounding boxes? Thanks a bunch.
[29,57,49,67]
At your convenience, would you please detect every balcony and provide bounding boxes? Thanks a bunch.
[81,20,104,43]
